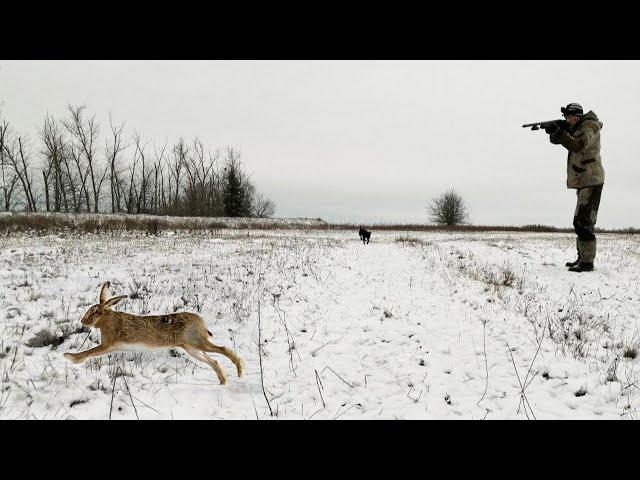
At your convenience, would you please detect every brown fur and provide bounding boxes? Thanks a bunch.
[64,281,244,385]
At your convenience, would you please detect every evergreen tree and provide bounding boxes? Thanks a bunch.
[223,162,244,217]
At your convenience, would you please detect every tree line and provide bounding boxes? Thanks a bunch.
[0,104,276,218]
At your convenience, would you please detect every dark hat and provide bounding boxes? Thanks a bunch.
[561,103,583,116]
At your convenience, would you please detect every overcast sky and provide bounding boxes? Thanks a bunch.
[0,60,637,228]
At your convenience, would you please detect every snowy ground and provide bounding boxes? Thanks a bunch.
[1,229,639,419]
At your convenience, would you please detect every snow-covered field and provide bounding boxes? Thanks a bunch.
[1,229,639,419]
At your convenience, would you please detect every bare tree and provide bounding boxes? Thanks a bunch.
[55,141,71,213]
[68,142,92,212]
[183,138,226,216]
[151,141,167,213]
[63,105,108,212]
[59,141,83,212]
[123,150,139,214]
[0,120,20,211]
[19,138,38,211]
[0,162,19,211]
[132,133,152,213]
[40,115,68,212]
[105,113,127,213]
[253,192,276,218]
[2,130,38,212]
[429,188,469,226]
[168,138,187,213]
[40,120,73,213]
[183,138,206,215]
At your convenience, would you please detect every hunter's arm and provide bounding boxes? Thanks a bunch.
[550,129,585,152]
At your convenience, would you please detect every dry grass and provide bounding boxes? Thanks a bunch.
[454,259,518,289]
[0,212,325,234]
[25,324,89,349]
[394,235,432,246]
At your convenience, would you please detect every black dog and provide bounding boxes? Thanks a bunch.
[358,226,371,244]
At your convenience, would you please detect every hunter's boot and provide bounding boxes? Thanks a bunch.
[566,238,581,267]
[565,257,581,267]
[569,239,595,272]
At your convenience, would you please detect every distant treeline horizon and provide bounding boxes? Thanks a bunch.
[0,211,637,235]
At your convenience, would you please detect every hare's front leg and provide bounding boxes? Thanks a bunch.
[65,343,118,364]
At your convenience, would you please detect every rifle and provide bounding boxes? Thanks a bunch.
[522,119,566,131]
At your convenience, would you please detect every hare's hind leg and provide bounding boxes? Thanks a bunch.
[183,345,228,385]
[198,340,244,377]
[64,343,117,364]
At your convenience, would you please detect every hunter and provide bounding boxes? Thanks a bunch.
[544,102,605,272]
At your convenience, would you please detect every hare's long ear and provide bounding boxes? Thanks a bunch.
[100,282,111,304]
[103,295,127,310]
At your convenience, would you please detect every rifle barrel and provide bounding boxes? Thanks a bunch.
[522,119,563,128]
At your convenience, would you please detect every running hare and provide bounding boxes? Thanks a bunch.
[64,282,244,385]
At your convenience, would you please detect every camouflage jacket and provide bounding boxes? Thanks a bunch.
[550,110,605,189]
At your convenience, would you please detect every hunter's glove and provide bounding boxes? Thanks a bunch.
[544,121,561,135]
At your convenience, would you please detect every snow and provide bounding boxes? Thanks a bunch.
[1,229,639,419]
